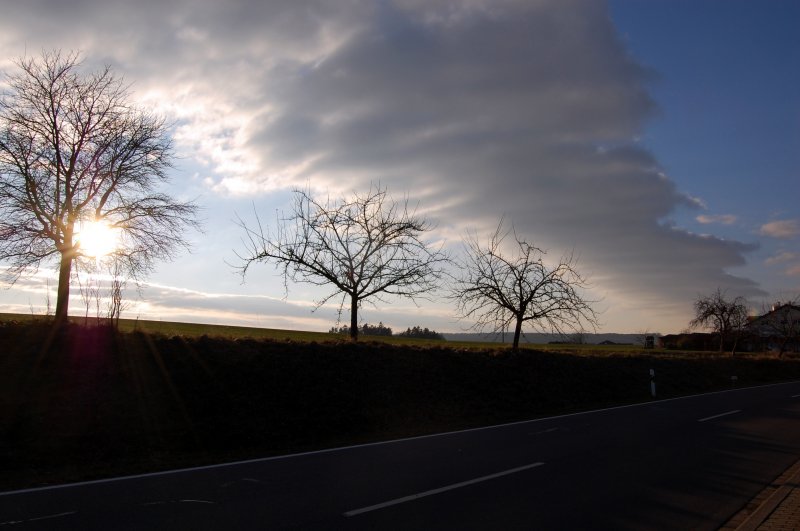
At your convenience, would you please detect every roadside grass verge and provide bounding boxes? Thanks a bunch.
[1,316,797,492]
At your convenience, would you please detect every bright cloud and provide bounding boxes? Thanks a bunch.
[696,214,737,225]
[760,220,800,239]
[765,252,798,266]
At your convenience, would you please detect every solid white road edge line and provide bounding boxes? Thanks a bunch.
[698,410,741,422]
[343,462,545,517]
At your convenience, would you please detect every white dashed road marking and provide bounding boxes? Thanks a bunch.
[344,462,545,517]
[698,410,741,422]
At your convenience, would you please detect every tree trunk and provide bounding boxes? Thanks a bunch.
[54,250,73,326]
[512,315,523,350]
[350,294,359,341]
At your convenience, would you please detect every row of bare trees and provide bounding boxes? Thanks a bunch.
[235,185,599,348]
[0,50,597,347]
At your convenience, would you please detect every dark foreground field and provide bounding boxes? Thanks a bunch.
[2,319,799,492]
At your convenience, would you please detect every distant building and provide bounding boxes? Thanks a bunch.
[743,302,800,354]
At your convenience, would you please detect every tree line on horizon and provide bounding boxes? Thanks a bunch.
[329,322,445,340]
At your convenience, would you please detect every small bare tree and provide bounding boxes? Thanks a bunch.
[75,256,129,327]
[452,219,598,350]
[0,50,199,326]
[689,288,748,353]
[45,278,53,316]
[76,262,102,325]
[235,185,448,340]
[105,258,130,327]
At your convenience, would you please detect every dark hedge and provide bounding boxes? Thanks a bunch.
[1,320,798,490]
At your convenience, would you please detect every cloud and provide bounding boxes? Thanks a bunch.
[764,251,798,266]
[0,0,767,332]
[696,214,737,225]
[763,251,800,279]
[127,281,343,328]
[236,0,763,313]
[760,220,800,239]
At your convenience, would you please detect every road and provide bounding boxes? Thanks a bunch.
[3,381,800,530]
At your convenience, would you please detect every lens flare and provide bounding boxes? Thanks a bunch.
[76,220,121,257]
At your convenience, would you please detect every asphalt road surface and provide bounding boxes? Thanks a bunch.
[3,381,800,530]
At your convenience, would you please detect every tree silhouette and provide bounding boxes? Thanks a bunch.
[0,51,199,325]
[236,185,447,340]
[452,218,597,350]
[689,288,748,353]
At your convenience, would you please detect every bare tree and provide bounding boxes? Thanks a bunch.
[106,258,129,328]
[689,288,748,353]
[75,256,129,327]
[0,50,200,325]
[235,185,448,340]
[76,262,102,325]
[45,278,53,316]
[569,329,588,345]
[452,219,598,350]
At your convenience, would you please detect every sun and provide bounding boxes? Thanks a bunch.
[76,220,121,258]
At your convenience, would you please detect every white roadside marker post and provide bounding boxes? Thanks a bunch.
[650,368,656,398]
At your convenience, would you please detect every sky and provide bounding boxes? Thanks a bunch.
[0,0,798,335]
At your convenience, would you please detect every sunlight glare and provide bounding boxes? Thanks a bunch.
[76,220,121,258]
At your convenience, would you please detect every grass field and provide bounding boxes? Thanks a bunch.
[1,313,796,492]
[0,312,656,354]
[0,312,339,343]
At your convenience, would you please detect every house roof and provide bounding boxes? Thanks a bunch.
[746,303,800,327]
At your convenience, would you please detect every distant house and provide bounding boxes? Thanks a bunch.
[744,303,800,354]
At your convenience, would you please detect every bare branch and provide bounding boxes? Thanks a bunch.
[233,183,449,340]
[689,288,748,353]
[451,217,598,350]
